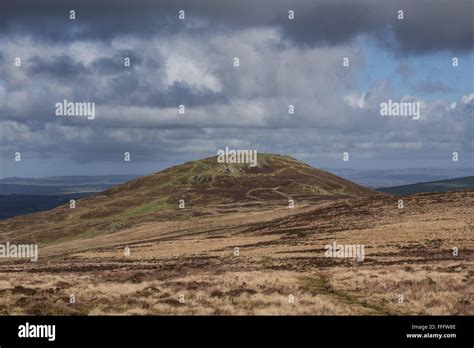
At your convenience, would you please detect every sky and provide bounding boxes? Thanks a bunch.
[0,0,473,178]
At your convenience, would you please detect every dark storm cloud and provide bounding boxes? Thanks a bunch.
[94,74,145,105]
[90,51,143,75]
[0,0,178,42]
[89,77,227,108]
[390,0,474,54]
[276,1,384,47]
[18,51,225,108]
[1,0,473,54]
[278,0,474,53]
[90,57,127,75]
[28,55,87,78]
[25,52,143,85]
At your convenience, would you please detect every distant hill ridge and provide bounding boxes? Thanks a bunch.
[378,176,474,195]
[0,175,140,194]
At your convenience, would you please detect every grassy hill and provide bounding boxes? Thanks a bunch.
[378,176,474,195]
[0,156,471,316]
[0,154,380,245]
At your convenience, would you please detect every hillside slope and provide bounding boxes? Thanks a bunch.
[0,189,471,315]
[0,154,380,244]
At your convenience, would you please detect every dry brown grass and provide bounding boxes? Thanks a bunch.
[0,190,472,315]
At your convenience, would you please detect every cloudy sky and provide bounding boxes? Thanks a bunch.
[0,0,473,178]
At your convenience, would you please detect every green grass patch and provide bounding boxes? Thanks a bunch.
[123,200,172,218]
